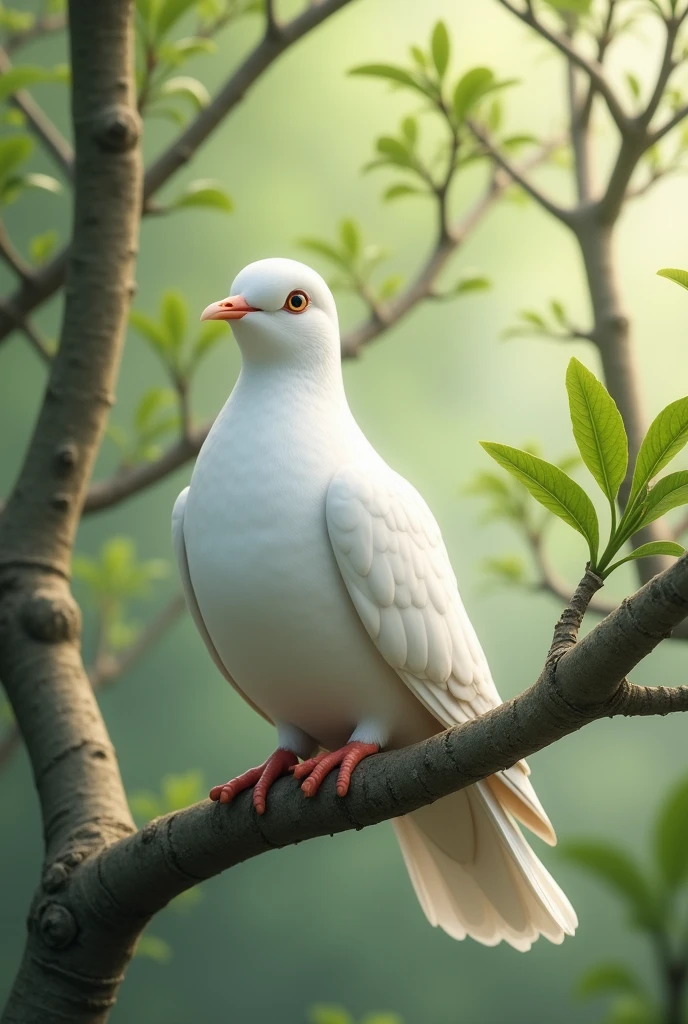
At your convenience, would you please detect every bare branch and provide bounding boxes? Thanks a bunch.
[527,528,617,617]
[496,0,629,133]
[0,48,74,180]
[0,220,31,280]
[467,121,573,225]
[96,552,688,917]
[648,102,688,147]
[639,11,688,128]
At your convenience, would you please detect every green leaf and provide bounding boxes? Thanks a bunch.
[298,237,350,272]
[158,35,217,64]
[543,0,592,12]
[20,172,61,194]
[349,64,429,97]
[309,1008,354,1024]
[170,179,233,213]
[339,218,360,259]
[566,358,628,503]
[641,471,688,527]
[0,64,66,103]
[430,21,450,80]
[550,299,567,325]
[559,841,660,926]
[383,183,423,201]
[162,769,204,810]
[577,962,642,998]
[29,230,58,266]
[606,541,684,575]
[519,310,546,328]
[158,75,210,109]
[189,319,227,369]
[482,555,526,586]
[625,72,641,100]
[129,791,163,822]
[400,116,417,147]
[453,67,495,121]
[0,134,32,178]
[654,776,688,888]
[129,309,172,359]
[376,136,416,170]
[378,273,404,300]
[161,290,187,356]
[630,396,688,501]
[479,442,599,561]
[134,387,177,431]
[154,0,199,40]
[449,275,490,296]
[135,933,173,964]
[657,267,688,292]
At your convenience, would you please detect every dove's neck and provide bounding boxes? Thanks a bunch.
[235,335,347,410]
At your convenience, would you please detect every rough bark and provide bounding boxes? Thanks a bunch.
[0,1,142,1020]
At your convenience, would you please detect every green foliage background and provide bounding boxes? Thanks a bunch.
[2,1,688,1021]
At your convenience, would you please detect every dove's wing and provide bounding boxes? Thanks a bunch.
[326,463,555,845]
[172,487,271,724]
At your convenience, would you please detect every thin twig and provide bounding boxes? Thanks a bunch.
[467,121,573,225]
[0,221,31,280]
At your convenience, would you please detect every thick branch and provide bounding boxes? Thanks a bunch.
[95,551,688,917]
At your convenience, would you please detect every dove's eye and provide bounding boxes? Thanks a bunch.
[284,290,309,313]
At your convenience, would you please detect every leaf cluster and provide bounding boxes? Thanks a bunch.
[299,217,488,307]
[73,537,169,651]
[481,357,688,578]
[502,298,582,342]
[130,289,228,387]
[564,773,688,1023]
[134,0,259,125]
[350,21,517,201]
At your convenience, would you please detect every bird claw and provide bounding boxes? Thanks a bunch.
[292,741,379,798]
[209,748,298,814]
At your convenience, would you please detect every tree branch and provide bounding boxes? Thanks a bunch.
[142,0,357,201]
[0,0,357,352]
[467,121,573,225]
[94,553,688,918]
[648,102,688,147]
[0,48,74,180]
[496,0,629,133]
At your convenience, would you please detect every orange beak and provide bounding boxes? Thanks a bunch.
[199,294,259,322]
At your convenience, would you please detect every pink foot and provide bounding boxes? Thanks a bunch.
[291,741,379,798]
[209,748,298,814]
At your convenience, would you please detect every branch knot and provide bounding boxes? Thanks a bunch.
[37,901,78,950]
[21,588,80,644]
[90,105,141,153]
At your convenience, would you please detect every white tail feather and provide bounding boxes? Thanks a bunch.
[392,782,577,951]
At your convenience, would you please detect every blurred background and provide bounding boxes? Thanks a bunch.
[2,1,688,1021]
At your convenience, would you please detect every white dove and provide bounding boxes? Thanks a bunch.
[172,257,577,950]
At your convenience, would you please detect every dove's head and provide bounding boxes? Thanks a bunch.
[200,257,340,369]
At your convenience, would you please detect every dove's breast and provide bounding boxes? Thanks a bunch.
[183,376,435,752]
